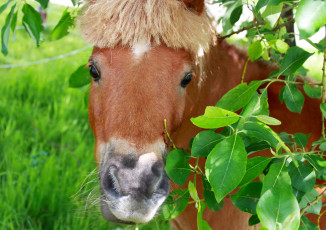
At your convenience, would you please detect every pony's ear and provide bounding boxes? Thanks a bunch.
[179,0,205,15]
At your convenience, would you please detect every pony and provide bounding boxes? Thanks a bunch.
[77,0,324,229]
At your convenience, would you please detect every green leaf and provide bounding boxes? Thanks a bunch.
[292,133,310,149]
[51,9,75,41]
[277,47,313,76]
[188,181,199,203]
[283,83,305,113]
[320,142,326,151]
[269,39,289,54]
[165,150,191,186]
[249,214,260,226]
[0,0,12,15]
[197,201,212,230]
[320,103,326,119]
[261,162,289,194]
[248,41,263,61]
[299,216,319,230]
[231,181,262,214]
[293,188,305,202]
[305,155,326,180]
[169,189,190,219]
[257,186,300,230]
[246,141,270,154]
[202,177,223,211]
[241,122,278,148]
[279,86,285,103]
[303,85,321,99]
[10,10,17,32]
[288,161,316,193]
[255,0,269,11]
[230,3,242,25]
[35,0,49,9]
[260,3,283,29]
[84,87,90,108]
[1,3,15,55]
[216,81,262,112]
[256,115,281,126]
[299,188,322,215]
[296,0,326,39]
[238,157,271,187]
[69,65,91,88]
[191,106,239,129]
[205,134,247,202]
[71,0,79,6]
[241,91,269,118]
[22,4,43,47]
[191,131,224,157]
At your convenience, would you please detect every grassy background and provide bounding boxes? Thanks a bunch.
[0,3,169,230]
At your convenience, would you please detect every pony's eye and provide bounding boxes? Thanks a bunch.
[180,71,193,88]
[89,64,101,81]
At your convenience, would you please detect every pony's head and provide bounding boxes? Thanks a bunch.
[78,0,214,224]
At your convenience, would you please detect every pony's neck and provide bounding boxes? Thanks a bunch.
[173,39,274,147]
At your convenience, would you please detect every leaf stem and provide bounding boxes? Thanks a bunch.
[321,26,326,139]
[300,188,326,216]
[318,209,326,229]
[164,119,176,149]
[241,56,250,83]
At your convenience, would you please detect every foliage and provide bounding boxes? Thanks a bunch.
[1,0,326,230]
[161,1,326,229]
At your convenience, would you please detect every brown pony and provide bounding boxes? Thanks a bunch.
[77,0,323,229]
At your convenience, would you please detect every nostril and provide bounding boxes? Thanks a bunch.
[151,161,163,177]
[102,165,121,198]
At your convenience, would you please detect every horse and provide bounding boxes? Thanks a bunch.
[77,0,324,229]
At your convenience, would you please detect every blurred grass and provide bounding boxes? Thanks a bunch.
[0,3,168,230]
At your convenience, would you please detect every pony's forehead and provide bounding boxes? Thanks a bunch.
[77,0,215,55]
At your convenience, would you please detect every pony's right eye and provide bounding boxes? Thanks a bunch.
[89,64,101,81]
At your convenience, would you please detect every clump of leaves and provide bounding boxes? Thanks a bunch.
[161,0,326,229]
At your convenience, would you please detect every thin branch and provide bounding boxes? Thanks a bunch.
[164,119,176,149]
[219,21,266,39]
[281,3,299,16]
[318,209,326,229]
[322,26,326,139]
[241,56,250,83]
[272,18,295,32]
[300,189,326,216]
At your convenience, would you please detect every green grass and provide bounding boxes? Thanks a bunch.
[0,3,169,229]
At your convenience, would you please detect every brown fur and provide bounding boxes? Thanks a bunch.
[80,0,325,229]
[170,39,324,230]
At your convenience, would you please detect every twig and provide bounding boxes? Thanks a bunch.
[300,189,326,216]
[164,119,176,149]
[281,3,299,16]
[315,184,326,188]
[272,18,295,32]
[241,56,250,83]
[188,199,205,205]
[219,8,295,40]
[318,209,326,229]
[219,21,266,39]
[30,120,81,167]
[322,26,326,139]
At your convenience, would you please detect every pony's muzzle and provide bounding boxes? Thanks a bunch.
[99,152,170,224]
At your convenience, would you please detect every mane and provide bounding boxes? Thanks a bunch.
[77,0,215,55]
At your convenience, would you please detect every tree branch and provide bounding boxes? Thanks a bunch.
[300,189,326,216]
[322,26,326,139]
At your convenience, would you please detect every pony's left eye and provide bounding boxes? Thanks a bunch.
[89,64,101,81]
[180,71,193,88]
